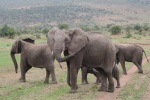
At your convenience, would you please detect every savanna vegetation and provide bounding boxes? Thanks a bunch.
[0,24,150,100]
[0,0,150,100]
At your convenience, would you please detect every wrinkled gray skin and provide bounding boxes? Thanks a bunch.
[115,44,149,75]
[82,65,120,88]
[10,39,57,84]
[81,66,101,84]
[47,27,116,93]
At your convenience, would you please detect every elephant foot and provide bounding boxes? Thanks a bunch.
[81,82,88,85]
[138,70,143,74]
[123,72,127,75]
[43,81,49,84]
[94,82,100,85]
[19,78,26,82]
[108,87,115,93]
[50,81,57,84]
[116,85,120,88]
[69,89,77,93]
[98,86,108,92]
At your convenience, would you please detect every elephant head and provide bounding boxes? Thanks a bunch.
[47,27,89,62]
[10,39,21,73]
[10,38,34,73]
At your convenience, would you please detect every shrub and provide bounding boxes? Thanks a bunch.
[0,24,16,38]
[93,25,100,31]
[35,34,41,39]
[124,33,132,38]
[110,26,121,35]
[134,24,141,30]
[58,24,69,29]
[42,28,49,34]
[79,25,91,32]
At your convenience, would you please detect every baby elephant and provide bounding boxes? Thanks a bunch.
[10,39,57,84]
[81,64,120,88]
[81,66,101,84]
[115,44,149,75]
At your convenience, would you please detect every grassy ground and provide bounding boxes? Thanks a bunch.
[0,33,150,100]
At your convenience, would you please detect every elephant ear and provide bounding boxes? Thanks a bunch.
[66,28,89,55]
[14,39,21,54]
[47,27,60,51]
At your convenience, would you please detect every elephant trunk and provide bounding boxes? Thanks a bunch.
[10,53,18,73]
[53,49,74,62]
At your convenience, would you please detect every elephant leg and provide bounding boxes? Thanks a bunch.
[94,73,101,84]
[45,65,57,84]
[133,59,143,74]
[64,50,71,87]
[85,72,88,84]
[69,55,83,93]
[81,67,88,84]
[69,65,79,93]
[67,61,71,87]
[120,60,127,75]
[105,69,115,92]
[20,65,27,82]
[44,69,50,84]
[97,68,108,92]
[113,72,120,88]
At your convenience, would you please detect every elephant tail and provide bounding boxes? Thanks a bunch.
[142,49,149,63]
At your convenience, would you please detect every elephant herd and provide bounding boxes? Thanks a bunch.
[10,27,149,93]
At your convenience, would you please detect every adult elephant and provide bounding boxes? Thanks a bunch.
[115,43,149,75]
[10,39,57,84]
[47,27,117,93]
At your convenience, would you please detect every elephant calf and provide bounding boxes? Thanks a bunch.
[10,39,57,84]
[81,66,101,84]
[115,43,149,75]
[82,64,120,88]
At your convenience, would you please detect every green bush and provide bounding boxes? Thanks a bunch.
[79,25,91,32]
[134,24,141,30]
[42,28,49,34]
[0,24,17,38]
[58,24,69,29]
[110,25,121,35]
[124,33,132,38]
[35,34,41,39]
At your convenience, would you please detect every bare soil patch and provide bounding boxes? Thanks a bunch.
[94,56,150,100]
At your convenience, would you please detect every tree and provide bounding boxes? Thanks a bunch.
[110,26,121,35]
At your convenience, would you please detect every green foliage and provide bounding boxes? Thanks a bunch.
[79,25,91,32]
[58,24,69,29]
[124,26,132,38]
[110,25,121,35]
[0,24,17,38]
[35,34,41,39]
[124,33,132,38]
[93,25,100,31]
[143,24,149,31]
[42,28,49,34]
[134,24,141,30]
